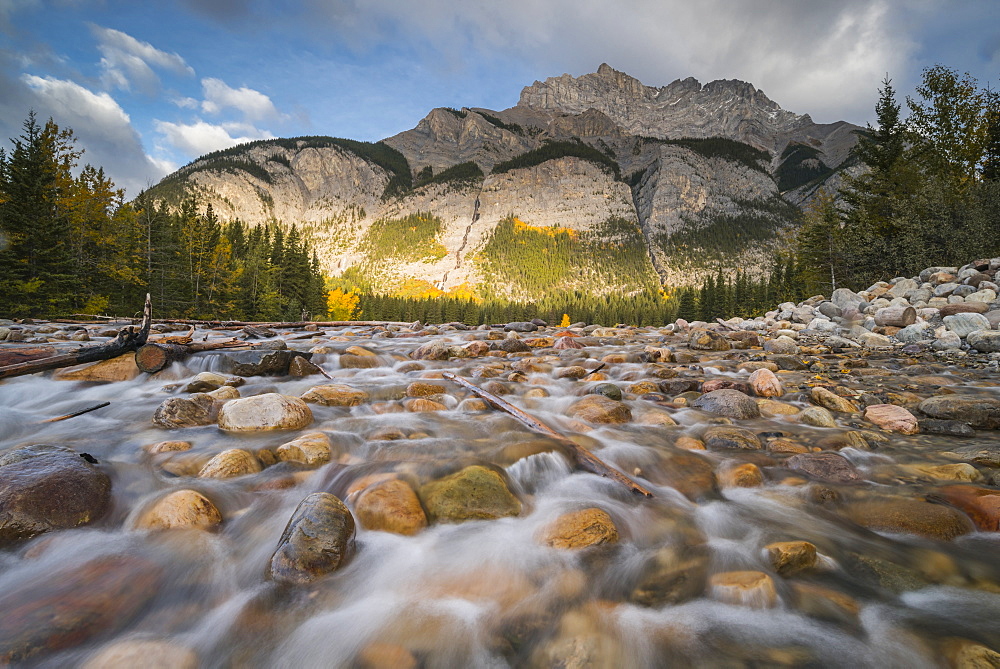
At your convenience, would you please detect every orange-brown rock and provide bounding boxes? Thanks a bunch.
[538,508,619,549]
[354,478,428,536]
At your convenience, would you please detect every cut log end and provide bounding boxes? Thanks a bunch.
[135,343,187,373]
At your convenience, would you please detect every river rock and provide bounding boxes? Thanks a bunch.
[301,383,370,407]
[703,426,761,450]
[218,350,312,376]
[133,489,223,530]
[0,555,161,664]
[406,381,447,397]
[688,329,730,351]
[919,396,1000,429]
[798,406,838,428]
[0,450,111,541]
[276,432,333,467]
[765,541,818,576]
[709,571,778,608]
[419,465,521,523]
[589,382,623,401]
[919,419,975,437]
[539,508,620,549]
[933,331,963,350]
[338,353,381,369]
[748,368,783,397]
[842,498,974,540]
[931,486,1000,531]
[410,342,451,360]
[786,452,862,483]
[810,386,858,413]
[690,389,760,420]
[717,461,764,488]
[82,639,198,669]
[182,371,227,393]
[565,394,632,423]
[152,394,215,428]
[53,352,141,382]
[198,448,262,479]
[288,356,324,377]
[268,492,356,585]
[967,330,1000,353]
[631,542,709,606]
[145,440,193,454]
[944,312,991,338]
[700,379,751,395]
[354,478,427,535]
[505,321,538,332]
[764,336,799,354]
[217,393,313,431]
[864,404,919,434]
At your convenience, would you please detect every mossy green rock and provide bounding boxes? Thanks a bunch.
[419,465,521,523]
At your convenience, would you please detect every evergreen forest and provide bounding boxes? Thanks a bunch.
[0,113,327,320]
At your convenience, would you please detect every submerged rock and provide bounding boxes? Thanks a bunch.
[301,383,369,406]
[268,492,355,585]
[0,555,161,663]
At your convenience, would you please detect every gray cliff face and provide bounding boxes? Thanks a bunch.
[146,66,863,293]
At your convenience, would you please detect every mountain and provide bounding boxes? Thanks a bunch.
[145,65,862,297]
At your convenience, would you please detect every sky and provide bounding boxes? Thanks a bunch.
[1,0,997,196]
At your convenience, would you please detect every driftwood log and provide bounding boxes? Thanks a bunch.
[874,306,916,327]
[0,295,152,381]
[134,340,251,374]
[442,372,653,497]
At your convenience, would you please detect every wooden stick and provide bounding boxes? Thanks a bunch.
[40,402,111,423]
[0,294,152,381]
[442,372,653,497]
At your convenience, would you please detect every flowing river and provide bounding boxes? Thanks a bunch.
[0,321,999,668]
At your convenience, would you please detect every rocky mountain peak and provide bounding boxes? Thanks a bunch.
[518,65,810,149]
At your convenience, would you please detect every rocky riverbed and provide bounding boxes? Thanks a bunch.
[1,260,1000,667]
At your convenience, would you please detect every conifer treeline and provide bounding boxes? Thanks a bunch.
[0,113,326,319]
[794,65,1000,295]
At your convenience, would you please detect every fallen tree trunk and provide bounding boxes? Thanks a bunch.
[0,347,59,367]
[150,319,416,329]
[134,339,251,374]
[442,372,653,498]
[0,295,152,381]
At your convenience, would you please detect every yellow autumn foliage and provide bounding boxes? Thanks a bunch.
[327,288,360,320]
[512,217,578,240]
[560,313,571,327]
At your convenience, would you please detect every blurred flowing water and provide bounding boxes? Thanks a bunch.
[0,325,998,668]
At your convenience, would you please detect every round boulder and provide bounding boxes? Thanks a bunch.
[419,465,521,523]
[690,389,760,420]
[268,492,355,585]
[217,393,313,431]
[0,449,111,541]
[133,490,222,531]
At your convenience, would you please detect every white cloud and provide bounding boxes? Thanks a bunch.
[153,118,274,157]
[200,77,279,121]
[17,74,170,194]
[301,0,920,123]
[91,25,194,94]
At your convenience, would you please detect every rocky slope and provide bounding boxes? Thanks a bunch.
[145,66,863,296]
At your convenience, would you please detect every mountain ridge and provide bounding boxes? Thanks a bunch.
[144,65,863,297]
